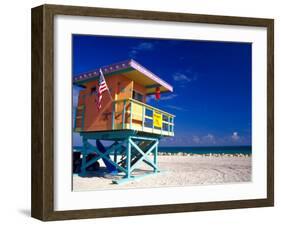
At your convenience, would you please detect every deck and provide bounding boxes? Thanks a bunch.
[112,98,174,137]
[74,98,175,137]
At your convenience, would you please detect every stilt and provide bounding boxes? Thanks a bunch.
[77,131,161,184]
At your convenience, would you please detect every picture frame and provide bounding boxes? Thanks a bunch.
[31,4,274,221]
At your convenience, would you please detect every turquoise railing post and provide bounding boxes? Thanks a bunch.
[122,100,126,129]
[154,140,159,172]
[142,105,145,131]
[171,117,174,133]
[126,138,131,178]
[112,102,115,130]
[129,101,132,129]
[168,116,171,132]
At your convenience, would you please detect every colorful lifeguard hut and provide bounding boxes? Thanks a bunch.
[73,59,175,184]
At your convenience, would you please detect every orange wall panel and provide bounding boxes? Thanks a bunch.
[133,81,147,102]
[75,74,139,132]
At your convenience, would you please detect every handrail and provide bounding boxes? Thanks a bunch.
[114,98,175,117]
[112,98,175,136]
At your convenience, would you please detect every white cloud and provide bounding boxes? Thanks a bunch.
[146,95,155,103]
[146,93,177,103]
[172,70,198,88]
[165,105,188,112]
[129,42,154,58]
[202,133,216,144]
[173,72,192,82]
[205,134,215,140]
[231,132,240,141]
[134,42,154,50]
[192,136,200,144]
[160,94,178,100]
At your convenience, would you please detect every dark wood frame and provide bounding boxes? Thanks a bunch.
[31,4,274,221]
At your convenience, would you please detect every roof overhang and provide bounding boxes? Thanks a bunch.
[73,59,173,94]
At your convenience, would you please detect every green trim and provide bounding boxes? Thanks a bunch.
[146,90,171,95]
[145,84,161,88]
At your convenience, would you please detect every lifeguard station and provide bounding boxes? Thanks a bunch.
[73,59,175,184]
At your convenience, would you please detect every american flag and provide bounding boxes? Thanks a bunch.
[96,69,109,110]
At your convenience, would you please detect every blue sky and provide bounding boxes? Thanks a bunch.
[72,34,252,147]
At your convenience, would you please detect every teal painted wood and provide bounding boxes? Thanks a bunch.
[171,117,174,133]
[82,140,127,173]
[126,138,131,178]
[130,136,159,141]
[154,140,159,172]
[113,141,118,163]
[170,116,172,132]
[129,138,158,172]
[122,100,126,129]
[79,141,118,169]
[112,102,115,130]
[80,130,138,140]
[77,131,162,184]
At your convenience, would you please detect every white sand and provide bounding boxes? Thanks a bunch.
[73,155,251,191]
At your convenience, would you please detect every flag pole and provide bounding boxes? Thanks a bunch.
[100,68,114,102]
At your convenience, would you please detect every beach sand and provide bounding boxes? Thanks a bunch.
[73,155,252,191]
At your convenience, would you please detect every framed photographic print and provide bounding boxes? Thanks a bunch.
[31,4,274,221]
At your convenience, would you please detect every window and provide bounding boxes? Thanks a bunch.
[90,86,96,95]
[133,90,143,102]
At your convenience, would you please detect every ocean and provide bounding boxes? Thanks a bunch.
[73,145,252,155]
[158,146,252,155]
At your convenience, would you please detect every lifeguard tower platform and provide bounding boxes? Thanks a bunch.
[73,59,175,184]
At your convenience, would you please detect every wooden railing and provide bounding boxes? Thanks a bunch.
[112,98,175,136]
